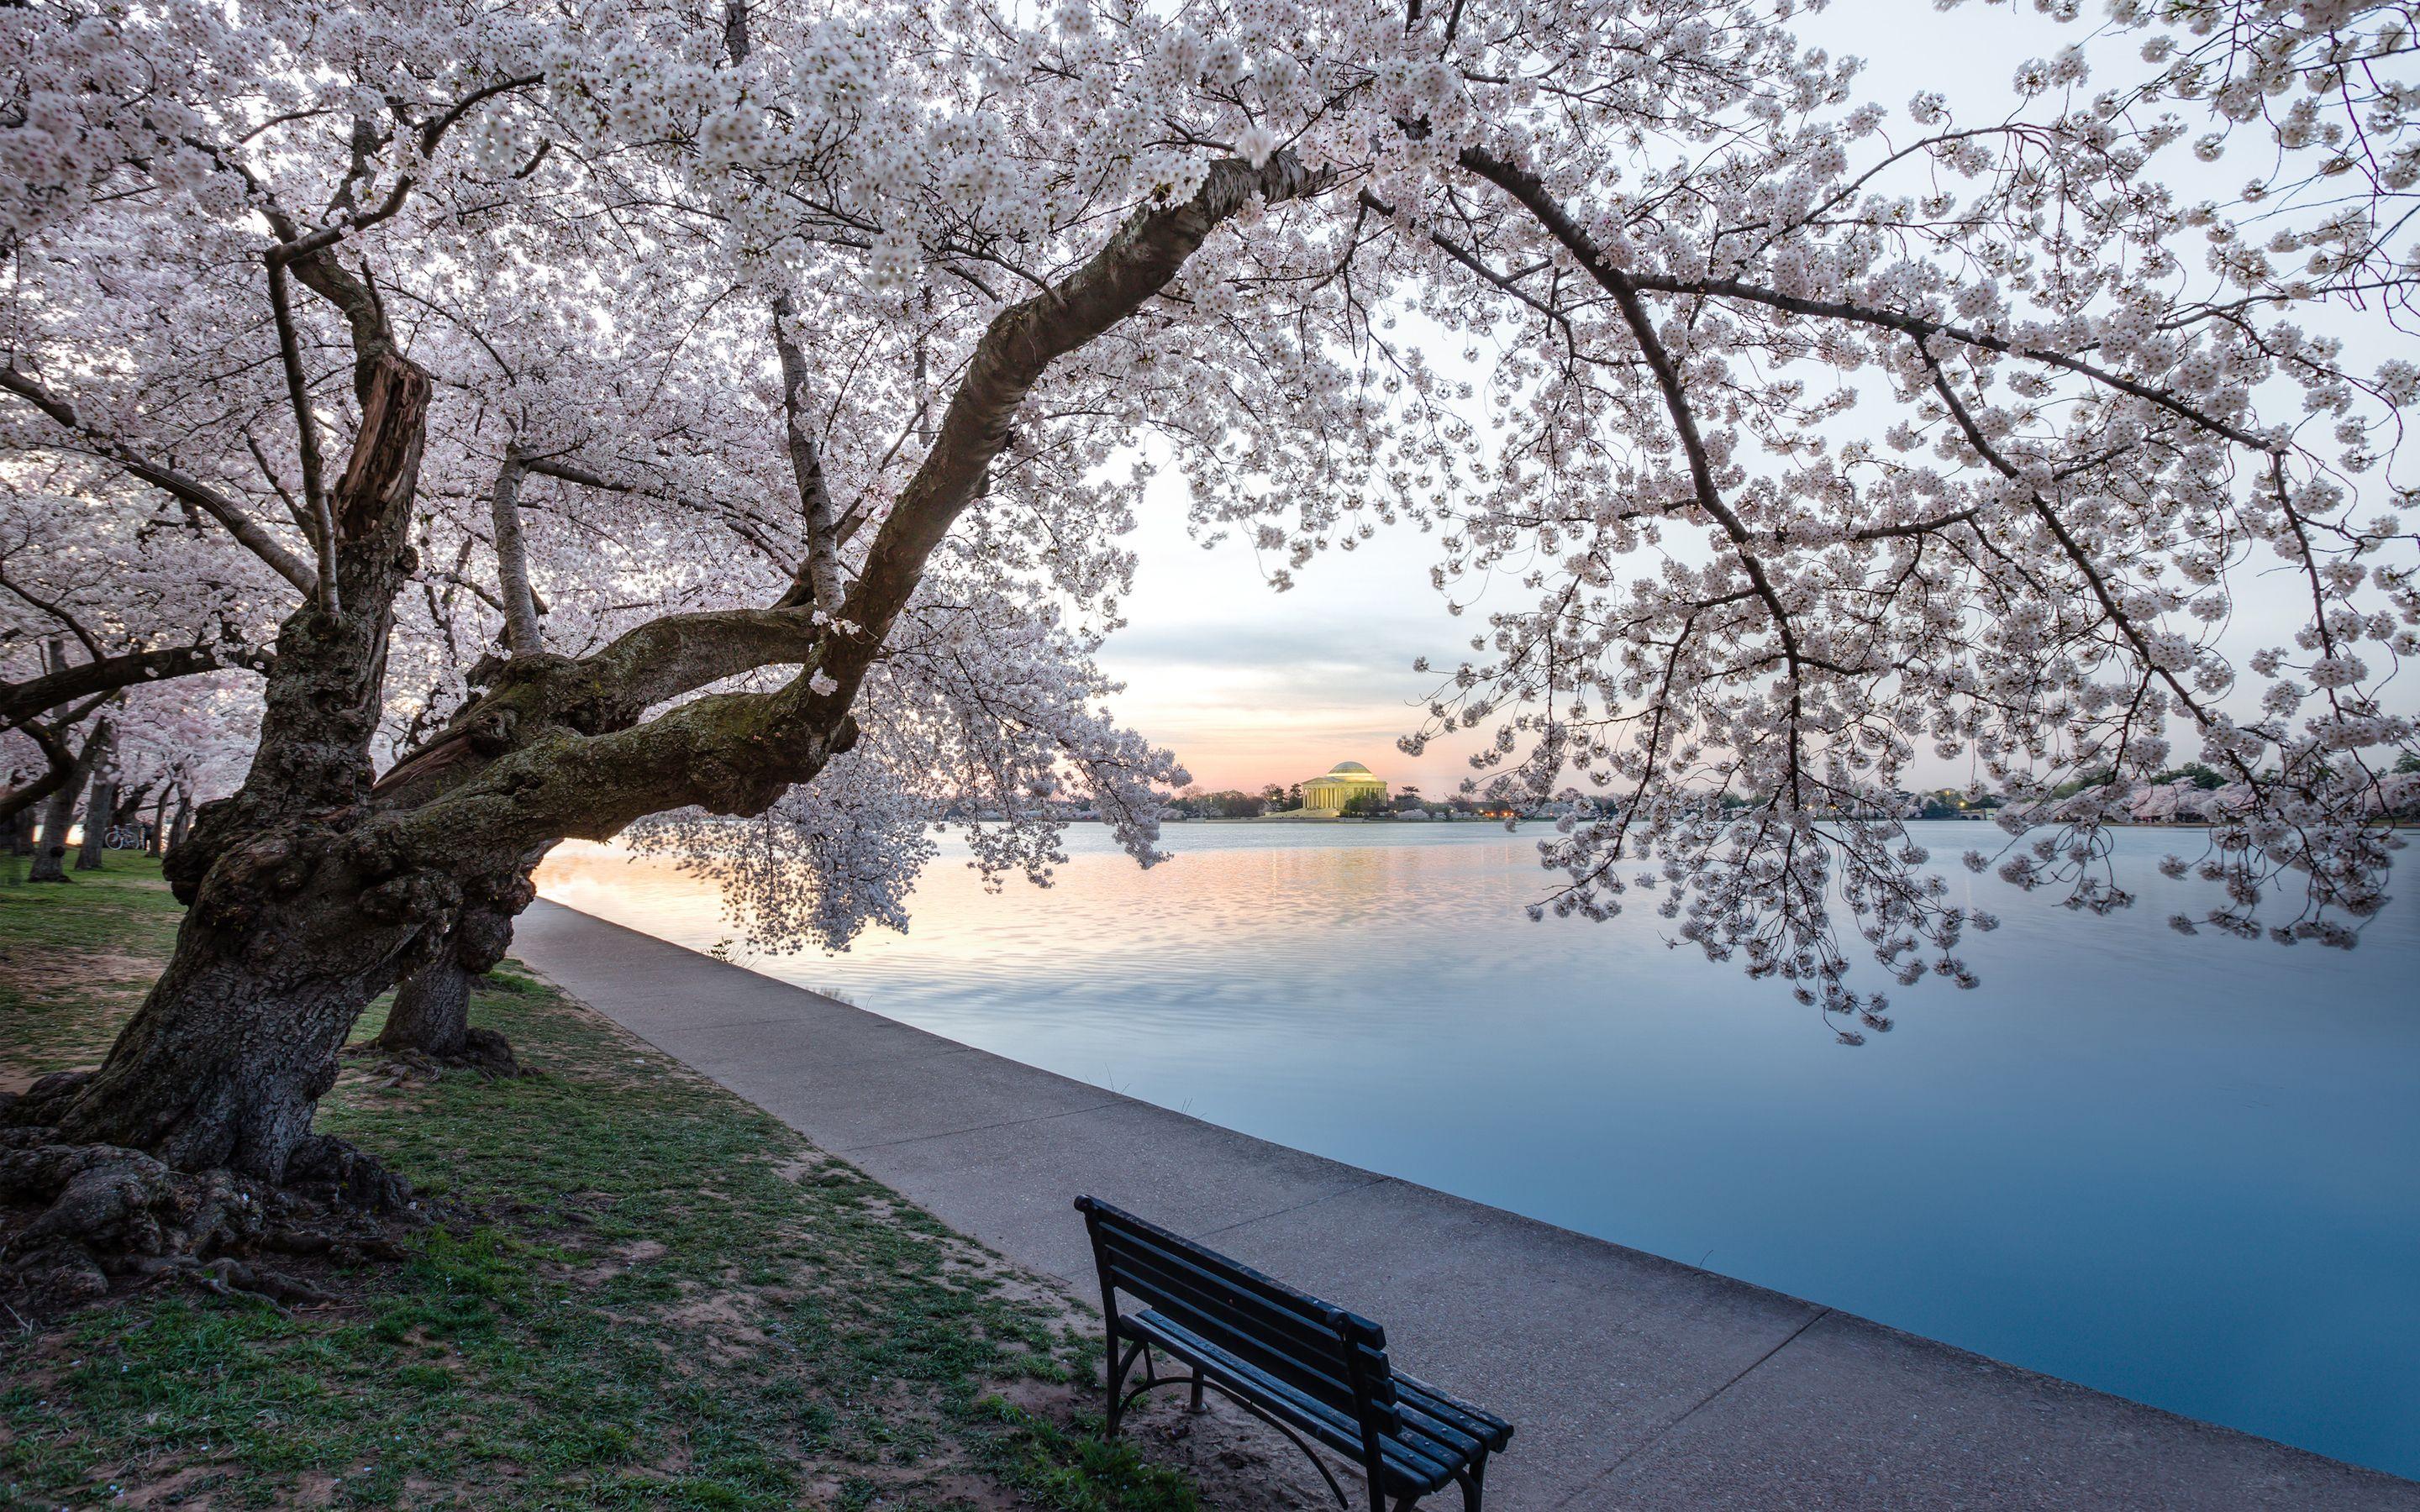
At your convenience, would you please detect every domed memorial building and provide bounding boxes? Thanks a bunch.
[1301,761,1388,815]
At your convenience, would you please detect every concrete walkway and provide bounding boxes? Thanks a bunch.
[513,900,2417,1509]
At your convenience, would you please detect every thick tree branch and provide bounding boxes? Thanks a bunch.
[828,152,1333,686]
[489,452,544,656]
[770,295,845,613]
[6,700,113,827]
[387,150,1334,847]
[0,715,76,825]
[1,644,256,732]
[265,256,339,612]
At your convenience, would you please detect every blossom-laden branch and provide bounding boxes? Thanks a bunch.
[3,0,2412,1040]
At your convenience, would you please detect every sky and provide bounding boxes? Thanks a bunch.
[1092,0,2412,799]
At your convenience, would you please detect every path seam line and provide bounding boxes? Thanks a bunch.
[1198,1176,1396,1242]
[1552,1306,1834,1509]
[836,1097,1131,1153]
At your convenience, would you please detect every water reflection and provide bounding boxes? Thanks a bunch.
[538,822,2420,1478]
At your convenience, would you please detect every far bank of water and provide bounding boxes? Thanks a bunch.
[537,822,2420,1478]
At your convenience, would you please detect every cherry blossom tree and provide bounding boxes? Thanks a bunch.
[0,0,2410,1296]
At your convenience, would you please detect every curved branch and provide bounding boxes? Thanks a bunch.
[1,644,256,732]
[1460,146,1809,801]
[0,366,320,597]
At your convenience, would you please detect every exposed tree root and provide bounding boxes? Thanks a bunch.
[115,1253,334,1311]
[344,1026,528,1084]
[3,1068,94,1126]
[0,1121,421,1316]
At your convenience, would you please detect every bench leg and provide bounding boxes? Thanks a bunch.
[1190,1368,1206,1414]
[1106,1337,1147,1436]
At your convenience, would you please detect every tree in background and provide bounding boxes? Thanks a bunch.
[0,0,2409,1296]
[22,705,108,883]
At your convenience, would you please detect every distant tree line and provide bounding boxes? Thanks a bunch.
[1164,783,1456,819]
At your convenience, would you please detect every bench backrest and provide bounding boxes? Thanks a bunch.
[1076,1196,1401,1442]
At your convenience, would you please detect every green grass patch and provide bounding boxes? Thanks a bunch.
[0,854,1206,1510]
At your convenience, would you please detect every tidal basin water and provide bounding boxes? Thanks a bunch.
[537,821,2420,1478]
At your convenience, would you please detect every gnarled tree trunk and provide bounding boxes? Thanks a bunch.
[75,776,113,869]
[380,952,473,1058]
[24,354,434,1184]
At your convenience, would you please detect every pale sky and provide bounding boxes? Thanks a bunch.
[1094,0,2411,798]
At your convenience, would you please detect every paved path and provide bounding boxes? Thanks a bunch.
[514,900,2417,1509]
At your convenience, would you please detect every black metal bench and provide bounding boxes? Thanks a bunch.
[1074,1196,1513,1511]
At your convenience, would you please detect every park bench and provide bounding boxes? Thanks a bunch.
[1074,1195,1513,1511]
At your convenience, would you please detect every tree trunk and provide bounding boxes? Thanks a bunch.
[148,785,169,856]
[373,856,539,1073]
[76,777,115,869]
[27,790,72,882]
[28,354,436,1184]
[166,789,192,852]
[380,951,474,1058]
[3,803,30,884]
[26,722,106,883]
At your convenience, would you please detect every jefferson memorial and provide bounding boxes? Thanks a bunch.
[1301,760,1388,815]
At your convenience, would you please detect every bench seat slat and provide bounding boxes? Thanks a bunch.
[1128,1310,1468,1497]
[1393,1370,1514,1452]
[1098,1238,1392,1378]
[1104,1257,1381,1420]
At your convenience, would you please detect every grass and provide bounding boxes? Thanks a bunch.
[0,854,1202,1510]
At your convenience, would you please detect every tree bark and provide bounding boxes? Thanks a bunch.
[771,297,844,613]
[0,643,252,732]
[113,781,152,830]
[27,783,75,883]
[76,776,114,869]
[373,849,540,1071]
[489,451,544,656]
[166,788,192,853]
[378,952,473,1058]
[34,354,434,1181]
[27,718,108,883]
[148,785,170,857]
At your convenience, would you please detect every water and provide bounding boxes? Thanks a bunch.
[536,821,2420,1478]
